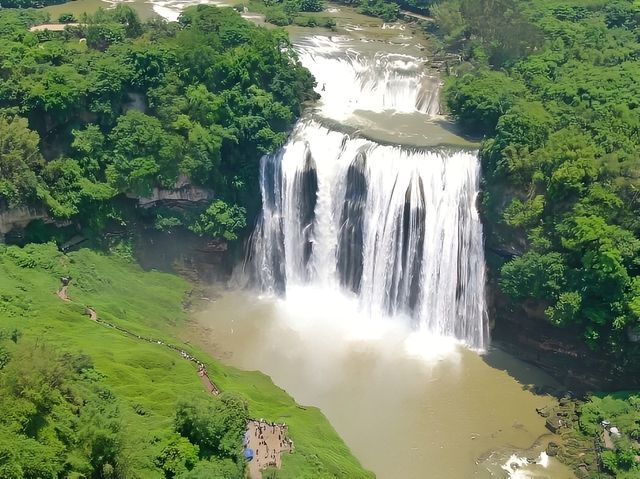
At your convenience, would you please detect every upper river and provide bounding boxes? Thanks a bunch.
[44,0,578,476]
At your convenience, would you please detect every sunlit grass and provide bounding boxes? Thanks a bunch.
[0,243,373,478]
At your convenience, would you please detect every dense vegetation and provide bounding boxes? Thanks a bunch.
[437,0,640,375]
[0,242,373,478]
[433,2,640,474]
[337,0,435,21]
[578,394,640,478]
[0,5,315,242]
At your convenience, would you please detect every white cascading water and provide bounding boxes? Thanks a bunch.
[296,35,441,118]
[245,35,488,350]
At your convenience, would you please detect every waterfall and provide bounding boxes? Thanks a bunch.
[244,34,487,350]
[296,35,442,118]
[246,120,488,349]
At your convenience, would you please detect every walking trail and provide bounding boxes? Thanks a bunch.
[55,279,293,478]
[56,278,220,395]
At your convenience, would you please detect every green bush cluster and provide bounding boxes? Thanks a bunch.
[0,0,64,7]
[336,0,436,21]
[240,0,338,27]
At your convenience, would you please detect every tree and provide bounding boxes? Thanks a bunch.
[189,200,247,241]
[106,110,180,194]
[299,0,323,12]
[156,435,199,478]
[0,115,43,207]
[500,251,567,301]
[175,393,249,459]
[445,70,526,135]
[41,158,115,218]
[432,1,466,44]
[604,1,640,29]
[459,0,542,66]
[175,458,243,479]
[86,23,126,51]
[71,124,106,178]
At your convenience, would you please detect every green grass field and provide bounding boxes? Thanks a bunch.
[0,242,373,478]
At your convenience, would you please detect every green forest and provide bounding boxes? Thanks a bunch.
[437,0,640,368]
[0,5,316,242]
[434,2,640,476]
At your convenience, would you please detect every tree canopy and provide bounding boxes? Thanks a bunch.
[0,5,316,240]
[440,0,640,370]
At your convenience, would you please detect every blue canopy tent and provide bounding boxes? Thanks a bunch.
[243,448,254,461]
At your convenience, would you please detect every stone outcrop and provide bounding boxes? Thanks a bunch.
[546,442,559,457]
[545,416,563,434]
[132,176,214,208]
[0,205,49,242]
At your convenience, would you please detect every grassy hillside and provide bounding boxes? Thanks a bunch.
[0,242,373,478]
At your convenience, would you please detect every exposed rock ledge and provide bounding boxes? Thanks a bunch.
[0,205,71,242]
[129,175,214,208]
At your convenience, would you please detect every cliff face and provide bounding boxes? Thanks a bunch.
[485,251,640,392]
[0,178,231,281]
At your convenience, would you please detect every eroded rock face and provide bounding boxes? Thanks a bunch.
[0,206,48,240]
[134,176,214,208]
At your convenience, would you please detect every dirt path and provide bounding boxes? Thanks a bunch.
[56,279,220,396]
[602,429,615,450]
[57,285,70,302]
[245,420,294,479]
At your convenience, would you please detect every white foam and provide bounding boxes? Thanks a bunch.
[260,283,463,369]
[501,452,552,478]
[381,23,405,30]
[294,35,441,120]
[537,452,550,468]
